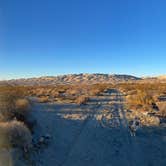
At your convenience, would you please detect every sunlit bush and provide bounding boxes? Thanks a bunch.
[75,95,89,105]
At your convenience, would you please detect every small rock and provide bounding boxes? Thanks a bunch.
[44,134,51,139]
[39,137,45,144]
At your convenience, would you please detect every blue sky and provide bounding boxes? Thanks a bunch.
[0,0,166,79]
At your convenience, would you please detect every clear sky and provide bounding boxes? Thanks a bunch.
[0,0,166,79]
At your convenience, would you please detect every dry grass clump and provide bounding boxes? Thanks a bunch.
[0,120,32,150]
[75,95,89,105]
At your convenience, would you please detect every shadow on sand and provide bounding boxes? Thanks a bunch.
[30,103,166,166]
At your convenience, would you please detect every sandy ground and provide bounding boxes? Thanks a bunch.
[30,90,166,166]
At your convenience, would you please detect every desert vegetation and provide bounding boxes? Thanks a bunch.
[0,80,166,165]
[116,83,166,125]
[0,82,165,152]
[75,95,89,105]
[14,83,166,125]
[0,120,32,150]
[26,84,112,104]
[0,85,33,152]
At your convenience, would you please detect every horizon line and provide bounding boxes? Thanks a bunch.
[0,73,166,81]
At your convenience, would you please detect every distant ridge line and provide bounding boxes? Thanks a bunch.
[0,73,141,86]
[1,73,166,86]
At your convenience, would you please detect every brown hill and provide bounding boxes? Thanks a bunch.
[0,74,141,86]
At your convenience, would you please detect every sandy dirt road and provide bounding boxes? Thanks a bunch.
[31,89,166,166]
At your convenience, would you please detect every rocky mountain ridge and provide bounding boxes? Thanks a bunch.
[0,74,141,86]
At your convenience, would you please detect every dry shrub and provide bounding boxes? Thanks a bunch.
[35,89,43,97]
[126,111,160,126]
[0,86,31,121]
[126,89,155,113]
[25,84,114,105]
[0,94,15,121]
[0,86,34,160]
[157,102,166,117]
[38,96,49,103]
[140,115,160,126]
[129,90,154,106]
[75,96,89,105]
[51,90,60,98]
[89,89,101,96]
[0,86,34,133]
[15,99,30,116]
[0,120,32,150]
[66,89,80,96]
[89,84,110,96]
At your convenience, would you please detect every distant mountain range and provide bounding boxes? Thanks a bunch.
[0,74,166,86]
